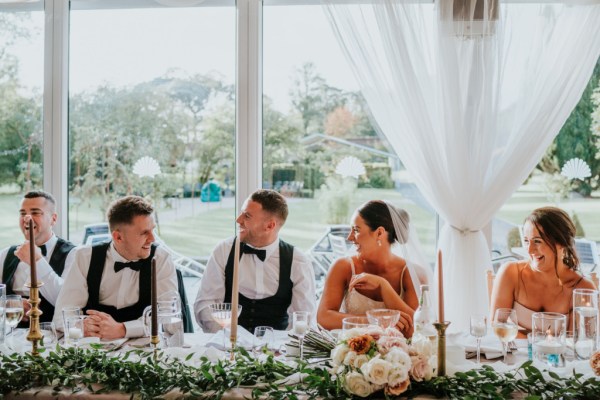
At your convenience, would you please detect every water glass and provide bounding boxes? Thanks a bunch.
[143,300,184,348]
[342,316,370,332]
[61,306,81,329]
[531,312,567,368]
[253,326,274,356]
[572,288,598,360]
[469,315,487,364]
[40,322,58,347]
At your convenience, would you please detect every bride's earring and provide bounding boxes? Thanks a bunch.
[377,239,382,247]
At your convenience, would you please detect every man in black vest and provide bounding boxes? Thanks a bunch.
[53,196,177,339]
[0,190,75,326]
[194,189,316,333]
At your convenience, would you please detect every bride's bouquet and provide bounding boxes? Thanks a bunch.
[330,326,435,397]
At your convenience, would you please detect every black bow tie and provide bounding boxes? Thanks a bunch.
[39,244,47,257]
[114,260,144,272]
[242,243,266,262]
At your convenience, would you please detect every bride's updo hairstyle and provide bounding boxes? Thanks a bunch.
[525,206,579,271]
[357,200,410,244]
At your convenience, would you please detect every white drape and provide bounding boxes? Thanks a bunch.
[322,0,600,331]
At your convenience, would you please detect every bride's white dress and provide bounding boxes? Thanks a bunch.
[340,257,408,314]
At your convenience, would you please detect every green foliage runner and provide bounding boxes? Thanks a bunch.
[0,345,599,399]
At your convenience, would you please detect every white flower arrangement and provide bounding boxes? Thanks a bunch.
[330,325,435,397]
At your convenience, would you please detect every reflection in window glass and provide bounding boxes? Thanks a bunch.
[68,2,236,262]
[0,7,44,249]
[262,4,438,276]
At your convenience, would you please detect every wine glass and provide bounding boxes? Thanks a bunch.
[208,303,242,350]
[253,326,274,357]
[293,311,310,360]
[40,322,58,347]
[470,314,487,364]
[492,308,518,364]
[5,295,24,348]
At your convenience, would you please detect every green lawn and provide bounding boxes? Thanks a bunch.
[0,183,597,263]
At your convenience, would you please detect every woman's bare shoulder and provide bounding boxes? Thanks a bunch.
[496,260,526,278]
[327,256,354,277]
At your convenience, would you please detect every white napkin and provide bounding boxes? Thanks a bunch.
[206,326,255,350]
[451,332,504,359]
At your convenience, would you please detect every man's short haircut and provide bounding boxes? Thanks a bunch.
[250,189,288,224]
[107,195,154,231]
[23,190,56,211]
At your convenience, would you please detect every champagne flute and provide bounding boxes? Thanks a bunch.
[293,311,310,360]
[470,314,487,364]
[492,308,518,364]
[5,295,24,349]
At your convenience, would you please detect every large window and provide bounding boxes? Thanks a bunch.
[68,1,236,260]
[0,3,44,249]
[262,3,438,264]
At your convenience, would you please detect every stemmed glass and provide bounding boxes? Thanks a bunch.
[209,303,242,350]
[5,295,24,348]
[253,326,274,357]
[470,315,487,364]
[492,308,518,364]
[293,311,310,360]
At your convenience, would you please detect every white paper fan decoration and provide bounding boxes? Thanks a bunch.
[561,158,591,181]
[133,156,162,178]
[335,156,366,179]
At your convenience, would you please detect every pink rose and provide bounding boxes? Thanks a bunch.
[590,351,600,376]
[385,378,410,396]
[383,327,404,338]
[409,354,433,382]
[377,335,409,355]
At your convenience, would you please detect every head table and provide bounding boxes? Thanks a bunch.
[0,328,597,399]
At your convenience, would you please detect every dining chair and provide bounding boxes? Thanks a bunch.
[486,269,495,303]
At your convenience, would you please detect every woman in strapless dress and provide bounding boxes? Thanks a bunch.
[490,207,596,337]
[317,200,427,338]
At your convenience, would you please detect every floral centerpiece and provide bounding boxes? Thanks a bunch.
[330,325,435,397]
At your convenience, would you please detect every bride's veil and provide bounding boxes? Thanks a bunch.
[384,201,433,301]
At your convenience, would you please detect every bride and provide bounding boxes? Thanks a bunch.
[317,200,429,337]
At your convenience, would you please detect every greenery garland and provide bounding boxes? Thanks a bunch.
[0,345,599,399]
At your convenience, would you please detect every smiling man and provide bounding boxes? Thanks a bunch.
[194,189,316,333]
[53,196,177,339]
[0,190,76,325]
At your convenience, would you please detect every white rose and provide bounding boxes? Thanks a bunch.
[331,344,350,366]
[343,350,358,366]
[384,346,412,369]
[360,356,392,386]
[340,328,364,341]
[353,354,370,369]
[388,365,409,387]
[410,336,434,358]
[343,371,373,398]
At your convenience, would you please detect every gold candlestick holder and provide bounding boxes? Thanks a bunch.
[230,334,237,361]
[25,282,44,356]
[434,321,451,377]
[151,335,160,359]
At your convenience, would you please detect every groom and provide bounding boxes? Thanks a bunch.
[194,189,316,333]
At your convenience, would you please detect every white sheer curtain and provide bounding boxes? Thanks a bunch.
[322,0,600,331]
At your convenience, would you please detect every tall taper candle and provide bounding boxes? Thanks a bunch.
[151,258,158,338]
[28,219,37,287]
[438,249,444,323]
[230,236,241,349]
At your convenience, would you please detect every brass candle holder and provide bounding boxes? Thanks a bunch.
[230,335,237,362]
[151,334,160,359]
[25,281,44,356]
[434,321,451,377]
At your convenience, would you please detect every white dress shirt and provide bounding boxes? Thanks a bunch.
[194,237,317,333]
[53,242,177,338]
[0,234,75,306]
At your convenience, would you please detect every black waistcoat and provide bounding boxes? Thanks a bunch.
[224,239,294,332]
[83,243,156,323]
[3,237,75,327]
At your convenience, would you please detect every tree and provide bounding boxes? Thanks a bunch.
[546,59,600,196]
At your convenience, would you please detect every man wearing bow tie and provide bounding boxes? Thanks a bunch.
[194,189,316,333]
[53,196,177,339]
[0,190,76,326]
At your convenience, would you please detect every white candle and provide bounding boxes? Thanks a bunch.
[294,321,308,336]
[575,306,598,317]
[68,327,83,340]
[575,338,595,357]
[533,340,565,355]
